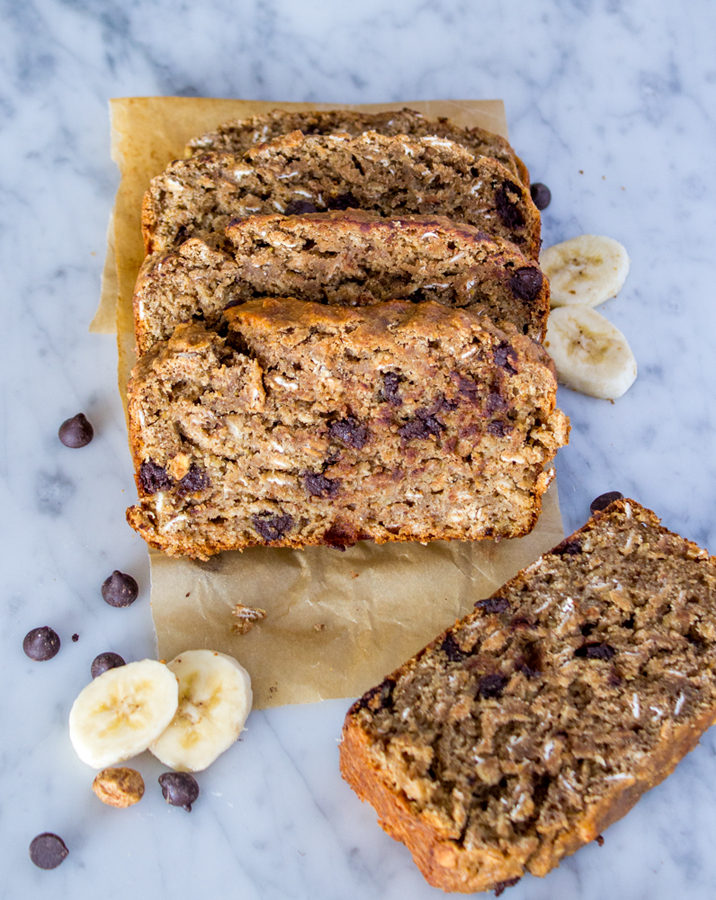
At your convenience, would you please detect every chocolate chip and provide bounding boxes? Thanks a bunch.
[252,512,294,542]
[91,652,126,679]
[477,673,509,699]
[487,420,512,437]
[493,877,521,897]
[590,491,624,514]
[494,183,525,229]
[71,633,79,642]
[493,341,518,374]
[575,642,616,661]
[552,538,583,556]
[398,411,445,442]
[23,627,61,661]
[509,266,544,302]
[329,417,369,450]
[58,413,94,448]
[530,182,551,210]
[441,633,469,662]
[29,833,69,869]
[357,677,395,712]
[158,772,200,812]
[595,834,605,847]
[303,472,340,498]
[101,571,139,608]
[284,199,317,215]
[515,642,542,678]
[475,597,510,614]
[139,460,173,494]
[321,521,368,550]
[176,465,210,497]
[326,192,359,211]
[381,371,402,406]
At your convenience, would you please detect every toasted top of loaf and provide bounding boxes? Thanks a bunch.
[340,499,716,893]
[142,131,541,258]
[133,211,549,354]
[185,107,529,185]
[126,298,568,558]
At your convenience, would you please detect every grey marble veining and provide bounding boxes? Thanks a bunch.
[2,0,716,897]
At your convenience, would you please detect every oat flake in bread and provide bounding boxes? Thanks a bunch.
[340,499,716,893]
[141,131,541,259]
[133,211,549,355]
[184,106,529,186]
[125,298,568,559]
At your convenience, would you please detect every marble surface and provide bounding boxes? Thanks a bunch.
[2,0,716,897]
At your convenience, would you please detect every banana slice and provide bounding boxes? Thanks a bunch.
[69,660,179,769]
[150,650,252,772]
[545,306,637,400]
[541,235,630,308]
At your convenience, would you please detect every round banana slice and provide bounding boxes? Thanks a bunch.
[541,235,630,308]
[69,660,179,769]
[545,306,637,400]
[150,650,253,772]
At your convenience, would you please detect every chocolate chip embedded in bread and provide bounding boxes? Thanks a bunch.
[139,460,173,494]
[326,192,359,211]
[441,633,470,662]
[284,199,317,215]
[477,673,509,699]
[494,183,525,229]
[590,491,624,514]
[475,597,510,614]
[251,512,294,542]
[381,372,403,406]
[398,411,445,442]
[303,472,340,498]
[176,465,210,497]
[328,417,369,450]
[509,267,544,302]
[575,642,616,661]
[493,341,518,374]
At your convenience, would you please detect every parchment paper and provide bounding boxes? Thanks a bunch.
[97,97,565,709]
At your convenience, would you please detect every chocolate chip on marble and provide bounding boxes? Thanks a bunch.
[477,673,509,699]
[493,341,518,374]
[529,182,552,211]
[58,413,94,448]
[284,199,318,215]
[509,266,544,302]
[91,652,126,678]
[71,633,79,642]
[29,833,69,869]
[158,772,200,812]
[252,512,294,542]
[176,465,210,497]
[139,460,174,494]
[590,491,624,515]
[329,417,369,450]
[326,192,359,211]
[101,571,139,608]
[303,472,340,498]
[23,626,61,661]
[494,183,525,229]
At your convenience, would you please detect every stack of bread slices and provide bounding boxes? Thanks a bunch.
[126,107,569,559]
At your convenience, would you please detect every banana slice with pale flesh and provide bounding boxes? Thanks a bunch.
[69,660,179,769]
[545,305,637,400]
[150,650,253,772]
[541,235,630,308]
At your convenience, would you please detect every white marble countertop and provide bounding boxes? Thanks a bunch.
[2,1,716,897]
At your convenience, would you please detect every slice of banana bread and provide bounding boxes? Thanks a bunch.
[125,298,568,559]
[141,131,541,259]
[340,499,716,893]
[133,211,549,355]
[185,107,529,185]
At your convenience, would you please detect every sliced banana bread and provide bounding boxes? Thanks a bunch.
[185,107,529,185]
[141,131,541,259]
[340,499,716,893]
[134,211,549,355]
[126,298,568,559]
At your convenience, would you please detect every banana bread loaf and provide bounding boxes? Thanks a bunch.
[141,131,541,259]
[185,107,529,186]
[125,298,568,559]
[133,211,549,355]
[340,499,716,893]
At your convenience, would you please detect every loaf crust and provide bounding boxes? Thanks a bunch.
[185,106,529,186]
[141,131,541,259]
[340,500,716,892]
[125,298,567,559]
[133,211,549,355]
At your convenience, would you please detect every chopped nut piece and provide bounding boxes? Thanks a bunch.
[92,767,145,808]
[313,623,326,632]
[231,603,267,634]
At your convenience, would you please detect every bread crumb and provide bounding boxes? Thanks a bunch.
[232,603,267,634]
[314,623,326,632]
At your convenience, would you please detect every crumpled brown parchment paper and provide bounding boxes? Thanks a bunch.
[95,97,564,709]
